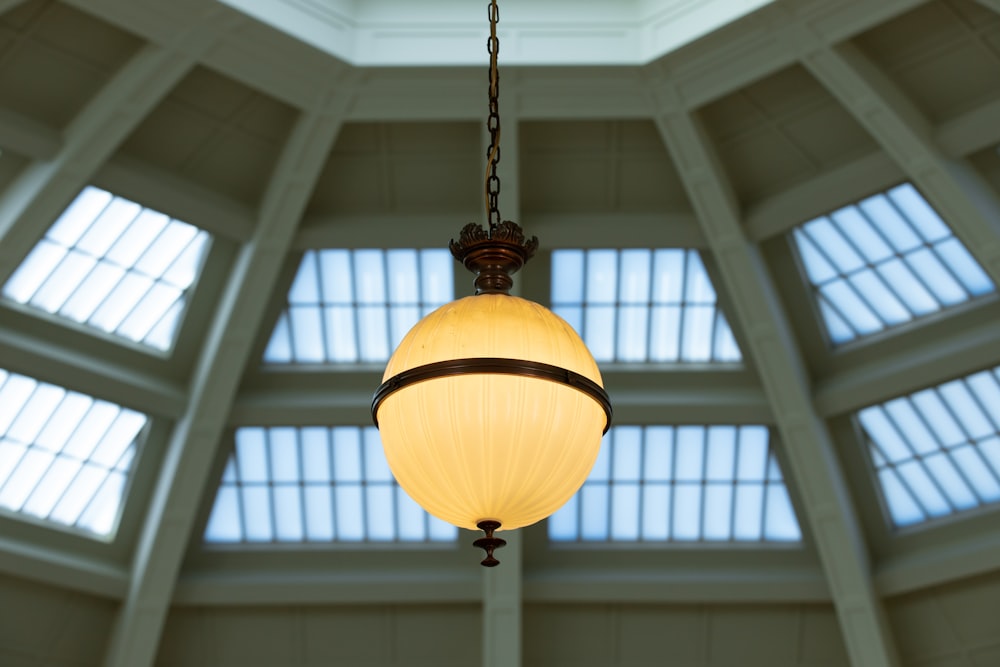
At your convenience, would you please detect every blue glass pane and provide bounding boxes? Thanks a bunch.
[0,369,146,538]
[763,485,801,541]
[205,426,455,544]
[801,217,865,273]
[859,365,1000,527]
[265,249,453,364]
[791,183,994,345]
[552,248,741,363]
[887,184,950,242]
[793,230,838,284]
[3,186,209,351]
[550,425,799,543]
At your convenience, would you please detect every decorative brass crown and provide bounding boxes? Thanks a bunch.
[449,221,539,295]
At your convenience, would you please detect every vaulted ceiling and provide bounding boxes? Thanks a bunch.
[0,1,999,666]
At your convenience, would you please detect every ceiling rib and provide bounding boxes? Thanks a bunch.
[101,98,353,667]
[0,310,187,418]
[0,523,128,599]
[0,108,59,160]
[61,0,928,118]
[0,40,212,286]
[802,42,1000,289]
[651,91,901,666]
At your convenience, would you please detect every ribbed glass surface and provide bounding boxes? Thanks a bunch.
[859,366,1000,527]
[551,249,742,363]
[549,425,801,542]
[791,183,994,345]
[264,249,454,364]
[3,186,211,351]
[0,368,147,537]
[205,426,457,543]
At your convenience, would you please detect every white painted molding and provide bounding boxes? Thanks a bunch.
[218,0,775,66]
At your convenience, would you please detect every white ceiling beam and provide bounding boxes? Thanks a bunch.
[94,157,256,243]
[484,534,522,667]
[101,94,353,667]
[935,97,1000,158]
[745,151,902,241]
[0,108,60,159]
[0,110,254,241]
[0,306,188,418]
[651,93,901,667]
[653,0,927,110]
[524,566,829,604]
[0,524,128,600]
[168,559,828,605]
[0,12,233,285]
[296,212,705,250]
[172,568,482,606]
[801,42,1000,288]
[875,517,1000,596]
[68,0,927,117]
[230,373,771,426]
[814,302,1000,417]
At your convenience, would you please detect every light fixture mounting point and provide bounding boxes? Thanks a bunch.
[450,221,538,294]
[473,519,507,567]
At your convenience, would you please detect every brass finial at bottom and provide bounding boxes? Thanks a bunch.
[473,520,507,567]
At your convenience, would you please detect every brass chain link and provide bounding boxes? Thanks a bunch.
[485,0,501,230]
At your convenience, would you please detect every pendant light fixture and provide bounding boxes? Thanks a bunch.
[372,0,611,566]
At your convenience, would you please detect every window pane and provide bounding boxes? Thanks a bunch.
[858,365,1000,527]
[790,183,994,345]
[550,425,799,543]
[552,249,741,363]
[2,186,210,351]
[205,426,457,544]
[0,369,146,538]
[265,249,454,364]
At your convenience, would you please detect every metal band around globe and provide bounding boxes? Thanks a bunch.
[371,357,612,433]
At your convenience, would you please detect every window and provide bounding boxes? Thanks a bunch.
[858,366,1000,527]
[549,425,800,542]
[3,186,211,351]
[0,368,147,537]
[551,249,741,363]
[205,426,457,543]
[791,183,993,345]
[264,249,454,363]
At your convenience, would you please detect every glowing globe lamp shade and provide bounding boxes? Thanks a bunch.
[372,223,611,566]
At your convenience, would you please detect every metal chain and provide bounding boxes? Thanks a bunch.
[485,0,501,230]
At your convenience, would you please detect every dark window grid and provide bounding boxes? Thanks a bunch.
[798,223,906,335]
[221,479,422,543]
[576,426,781,542]
[553,250,731,362]
[0,397,136,521]
[28,212,203,316]
[347,251,366,362]
[799,205,977,339]
[871,403,979,515]
[876,405,962,515]
[934,377,1000,489]
[804,230,972,319]
[965,369,1000,434]
[569,479,783,543]
[867,439,931,523]
[228,427,434,543]
[881,193,974,301]
[283,252,444,363]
